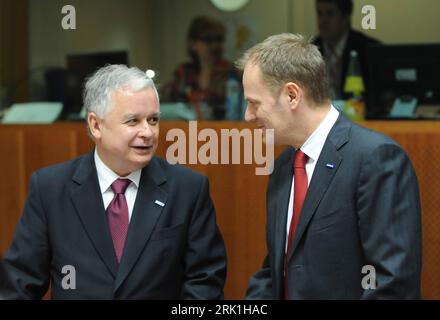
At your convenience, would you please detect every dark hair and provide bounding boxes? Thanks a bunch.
[186,16,226,64]
[316,0,353,16]
[187,16,226,42]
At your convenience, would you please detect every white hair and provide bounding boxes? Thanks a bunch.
[83,64,159,119]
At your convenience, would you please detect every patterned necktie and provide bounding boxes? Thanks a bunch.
[285,150,308,299]
[107,178,131,263]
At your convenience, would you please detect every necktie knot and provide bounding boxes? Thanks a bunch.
[111,178,131,195]
[294,150,308,169]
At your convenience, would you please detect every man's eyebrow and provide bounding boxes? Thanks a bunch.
[122,112,161,120]
[122,113,138,120]
[149,112,161,118]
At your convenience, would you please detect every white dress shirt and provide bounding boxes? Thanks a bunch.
[94,150,141,222]
[285,105,340,251]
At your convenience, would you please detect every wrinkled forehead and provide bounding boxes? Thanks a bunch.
[243,62,277,99]
[109,87,159,111]
[112,85,158,102]
[243,62,262,86]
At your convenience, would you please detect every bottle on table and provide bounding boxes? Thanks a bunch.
[343,50,366,121]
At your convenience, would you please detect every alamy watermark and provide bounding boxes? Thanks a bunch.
[361,5,376,30]
[61,5,76,30]
[166,121,274,175]
[61,265,76,290]
[61,4,377,32]
[361,264,377,290]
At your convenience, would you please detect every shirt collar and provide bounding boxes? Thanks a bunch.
[300,105,340,162]
[94,149,141,194]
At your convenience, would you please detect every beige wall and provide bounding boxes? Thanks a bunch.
[29,0,292,89]
[29,0,153,69]
[28,0,440,96]
[149,0,291,86]
[29,0,153,98]
[292,0,440,43]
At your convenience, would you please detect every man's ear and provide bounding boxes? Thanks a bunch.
[284,82,302,110]
[87,112,102,140]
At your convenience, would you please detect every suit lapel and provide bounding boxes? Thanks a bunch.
[71,152,119,278]
[287,114,351,261]
[272,147,295,297]
[114,157,167,292]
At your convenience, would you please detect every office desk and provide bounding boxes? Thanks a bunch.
[0,121,439,299]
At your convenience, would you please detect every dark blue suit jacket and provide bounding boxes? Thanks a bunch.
[247,114,422,299]
[1,152,226,299]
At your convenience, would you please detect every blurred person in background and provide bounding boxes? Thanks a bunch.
[161,16,240,120]
[313,0,380,100]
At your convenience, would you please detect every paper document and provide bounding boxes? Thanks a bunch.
[1,102,63,124]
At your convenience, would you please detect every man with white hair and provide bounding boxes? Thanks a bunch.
[1,65,227,299]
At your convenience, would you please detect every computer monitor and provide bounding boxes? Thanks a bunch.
[63,51,129,119]
[366,43,440,119]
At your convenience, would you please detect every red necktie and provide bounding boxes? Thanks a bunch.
[107,178,131,263]
[285,150,308,299]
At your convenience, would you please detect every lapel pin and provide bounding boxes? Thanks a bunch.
[326,163,335,169]
[154,200,165,207]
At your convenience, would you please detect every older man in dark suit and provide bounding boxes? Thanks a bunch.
[1,65,226,299]
[237,33,421,299]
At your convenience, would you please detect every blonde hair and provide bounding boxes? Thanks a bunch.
[236,33,330,105]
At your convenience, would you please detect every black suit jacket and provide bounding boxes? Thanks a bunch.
[1,152,226,299]
[0,259,14,298]
[314,29,381,99]
[247,114,422,299]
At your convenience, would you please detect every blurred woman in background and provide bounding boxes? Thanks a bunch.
[161,16,239,120]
